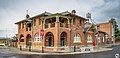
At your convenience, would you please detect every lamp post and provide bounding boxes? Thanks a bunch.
[95,34,98,47]
[41,20,44,53]
[113,20,115,45]
[105,34,108,44]
[69,18,72,52]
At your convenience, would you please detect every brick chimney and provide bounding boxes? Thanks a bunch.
[26,14,30,19]
[72,10,76,14]
[26,10,30,19]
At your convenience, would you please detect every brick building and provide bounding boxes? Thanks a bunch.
[15,10,113,51]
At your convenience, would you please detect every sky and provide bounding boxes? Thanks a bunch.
[0,0,120,37]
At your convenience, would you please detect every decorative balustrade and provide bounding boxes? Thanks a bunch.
[60,23,63,27]
[44,22,69,29]
[45,24,48,28]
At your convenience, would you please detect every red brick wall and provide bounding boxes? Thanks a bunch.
[98,22,112,39]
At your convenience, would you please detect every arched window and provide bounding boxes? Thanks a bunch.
[87,35,92,43]
[20,35,24,42]
[74,33,81,42]
[34,33,41,42]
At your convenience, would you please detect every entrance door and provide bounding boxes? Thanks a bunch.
[26,34,31,46]
[45,32,54,47]
[60,32,67,47]
[48,36,53,46]
[60,37,66,46]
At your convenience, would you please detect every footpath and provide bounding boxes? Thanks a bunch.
[0,44,118,55]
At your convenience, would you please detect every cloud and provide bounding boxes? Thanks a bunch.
[0,0,120,37]
[91,0,120,25]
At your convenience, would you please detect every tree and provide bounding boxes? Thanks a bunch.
[109,18,120,40]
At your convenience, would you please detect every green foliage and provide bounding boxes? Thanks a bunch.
[116,36,120,40]
[109,18,120,40]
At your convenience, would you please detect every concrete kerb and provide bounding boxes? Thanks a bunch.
[5,47,113,55]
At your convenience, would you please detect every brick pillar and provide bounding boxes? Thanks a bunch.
[24,35,27,48]
[54,16,59,51]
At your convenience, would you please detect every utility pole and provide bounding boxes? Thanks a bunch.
[41,19,44,53]
[69,18,72,52]
[113,20,115,45]
[6,28,7,38]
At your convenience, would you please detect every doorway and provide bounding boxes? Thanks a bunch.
[60,32,67,46]
[45,32,54,47]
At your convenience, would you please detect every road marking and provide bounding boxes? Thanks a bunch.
[115,53,119,58]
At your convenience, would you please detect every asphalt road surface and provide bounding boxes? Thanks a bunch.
[0,45,120,58]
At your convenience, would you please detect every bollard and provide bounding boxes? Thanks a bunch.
[74,45,76,52]
[29,46,31,51]
[42,46,44,53]
[20,46,22,50]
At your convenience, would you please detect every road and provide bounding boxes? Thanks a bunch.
[0,45,120,58]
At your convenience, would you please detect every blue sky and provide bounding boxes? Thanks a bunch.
[0,0,120,37]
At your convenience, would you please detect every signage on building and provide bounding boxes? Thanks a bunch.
[98,33,102,37]
[40,30,44,36]
[69,28,79,31]
[92,41,95,46]
[73,28,79,30]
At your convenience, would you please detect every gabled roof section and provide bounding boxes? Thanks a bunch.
[30,11,52,18]
[97,30,106,33]
[15,19,29,24]
[15,12,52,24]
[60,11,71,15]
[84,24,92,32]
[60,11,87,20]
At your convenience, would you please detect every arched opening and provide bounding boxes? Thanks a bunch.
[45,32,54,47]
[45,17,56,28]
[87,35,92,43]
[34,33,41,42]
[74,33,81,43]
[59,17,68,28]
[60,32,67,46]
[26,34,31,46]
[20,35,24,42]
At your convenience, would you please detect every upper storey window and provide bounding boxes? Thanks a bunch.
[22,23,24,28]
[33,19,36,26]
[79,20,82,26]
[39,18,41,25]
[73,18,76,25]
[19,23,21,29]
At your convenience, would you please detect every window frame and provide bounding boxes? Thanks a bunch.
[74,33,81,43]
[87,35,92,43]
[33,19,36,26]
[22,23,24,28]
[34,33,41,42]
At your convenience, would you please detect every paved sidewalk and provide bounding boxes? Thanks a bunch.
[0,46,113,55]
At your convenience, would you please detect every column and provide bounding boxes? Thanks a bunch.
[54,16,59,51]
